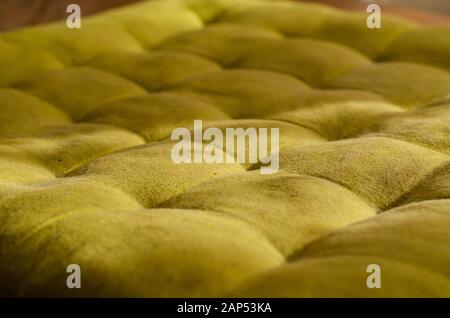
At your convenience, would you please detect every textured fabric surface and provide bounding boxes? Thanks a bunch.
[0,0,449,297]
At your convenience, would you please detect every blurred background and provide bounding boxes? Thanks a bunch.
[0,0,449,31]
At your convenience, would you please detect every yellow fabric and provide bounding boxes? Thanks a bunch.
[0,0,449,297]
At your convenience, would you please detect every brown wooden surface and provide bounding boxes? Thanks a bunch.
[0,0,139,31]
[0,0,449,31]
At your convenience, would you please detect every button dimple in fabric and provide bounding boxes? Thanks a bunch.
[327,62,450,108]
[81,93,231,142]
[85,51,222,92]
[17,67,148,121]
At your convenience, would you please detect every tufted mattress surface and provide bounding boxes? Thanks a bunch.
[0,0,449,297]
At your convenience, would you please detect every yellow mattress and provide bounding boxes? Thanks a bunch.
[0,0,449,297]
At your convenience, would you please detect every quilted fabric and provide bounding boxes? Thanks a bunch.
[0,0,449,297]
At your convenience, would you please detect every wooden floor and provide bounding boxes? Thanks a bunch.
[0,0,449,31]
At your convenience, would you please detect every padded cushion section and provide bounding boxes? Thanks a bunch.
[160,23,282,67]
[312,14,416,59]
[396,162,450,205]
[328,62,450,108]
[161,24,371,86]
[0,209,282,297]
[233,200,450,297]
[2,21,144,66]
[201,119,325,146]
[0,124,144,176]
[0,0,449,297]
[280,137,448,209]
[381,27,450,71]
[0,145,54,187]
[0,178,142,237]
[185,119,326,168]
[82,93,230,141]
[161,172,375,255]
[69,142,245,208]
[0,89,70,136]
[87,51,221,91]
[18,68,146,120]
[229,38,371,87]
[0,40,63,86]
[224,1,416,59]
[99,0,205,48]
[266,89,403,140]
[366,104,450,155]
[224,2,338,37]
[171,69,311,118]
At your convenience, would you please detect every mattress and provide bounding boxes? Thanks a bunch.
[0,0,449,297]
